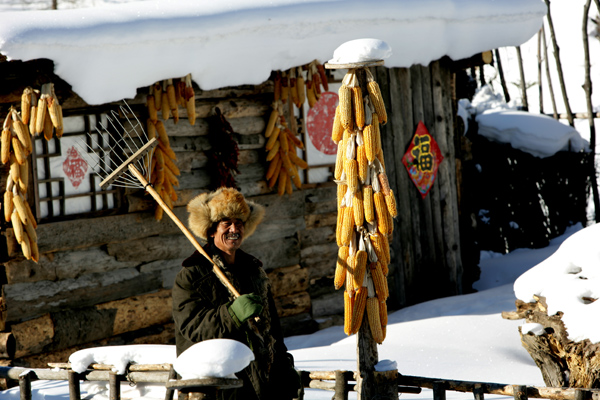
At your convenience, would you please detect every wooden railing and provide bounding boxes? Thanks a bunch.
[2,364,600,400]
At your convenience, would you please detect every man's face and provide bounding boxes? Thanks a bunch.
[211,218,245,254]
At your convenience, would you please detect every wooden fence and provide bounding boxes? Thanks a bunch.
[3,364,600,400]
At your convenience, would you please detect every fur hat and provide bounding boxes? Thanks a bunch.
[187,187,265,241]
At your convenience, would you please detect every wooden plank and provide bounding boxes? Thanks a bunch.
[160,116,265,137]
[304,211,337,229]
[244,235,300,272]
[3,268,163,322]
[273,291,311,318]
[267,264,309,298]
[299,225,335,249]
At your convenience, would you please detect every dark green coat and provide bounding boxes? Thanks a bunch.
[172,244,300,400]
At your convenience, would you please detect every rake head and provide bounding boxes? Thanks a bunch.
[78,103,156,190]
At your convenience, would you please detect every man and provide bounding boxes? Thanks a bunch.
[172,187,301,400]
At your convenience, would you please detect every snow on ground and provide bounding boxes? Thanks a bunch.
[0,0,545,105]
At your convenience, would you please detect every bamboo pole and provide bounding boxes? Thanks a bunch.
[544,0,574,126]
[542,24,559,119]
[582,0,600,223]
[515,46,529,111]
[537,29,544,113]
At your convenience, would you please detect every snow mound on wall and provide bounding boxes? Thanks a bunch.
[173,339,254,379]
[0,0,545,105]
[69,345,176,374]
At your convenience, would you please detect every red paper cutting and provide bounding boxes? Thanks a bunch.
[63,146,88,188]
[401,121,443,199]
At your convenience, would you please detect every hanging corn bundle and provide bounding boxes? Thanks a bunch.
[145,77,190,220]
[263,60,327,195]
[2,106,39,262]
[332,67,395,344]
[31,83,64,140]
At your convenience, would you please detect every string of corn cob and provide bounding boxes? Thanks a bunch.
[146,80,186,221]
[333,68,394,342]
[3,105,39,262]
[31,83,64,140]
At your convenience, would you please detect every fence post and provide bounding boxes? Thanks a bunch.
[333,370,348,400]
[433,381,446,400]
[513,385,528,400]
[109,371,120,400]
[18,370,34,400]
[164,365,177,400]
[473,383,484,400]
[68,370,81,400]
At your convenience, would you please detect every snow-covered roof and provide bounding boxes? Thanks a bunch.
[0,0,546,105]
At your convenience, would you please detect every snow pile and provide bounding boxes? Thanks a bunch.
[69,345,176,374]
[328,38,392,64]
[0,0,545,105]
[173,339,254,380]
[514,223,600,343]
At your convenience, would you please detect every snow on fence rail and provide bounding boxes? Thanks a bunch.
[2,364,600,400]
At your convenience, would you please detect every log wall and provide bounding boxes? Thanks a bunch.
[0,57,469,366]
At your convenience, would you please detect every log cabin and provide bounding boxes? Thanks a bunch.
[0,1,546,368]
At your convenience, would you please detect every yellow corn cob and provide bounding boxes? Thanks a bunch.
[296,68,306,106]
[381,235,390,273]
[378,173,391,196]
[368,81,387,125]
[12,137,26,165]
[351,287,367,334]
[153,83,162,109]
[336,206,345,246]
[285,170,293,195]
[11,210,24,244]
[338,85,353,130]
[289,150,308,170]
[352,87,365,129]
[379,298,388,327]
[155,148,165,186]
[266,153,281,180]
[18,160,28,193]
[306,80,317,108]
[286,129,305,150]
[387,208,394,236]
[335,246,350,290]
[373,114,382,154]
[20,231,31,260]
[47,97,62,130]
[345,159,359,194]
[21,87,32,125]
[187,96,196,126]
[371,234,389,267]
[265,109,279,138]
[374,191,389,235]
[4,190,13,223]
[29,105,37,136]
[279,126,289,151]
[163,174,175,206]
[30,238,39,263]
[164,164,180,187]
[344,291,353,335]
[277,166,288,196]
[163,153,180,176]
[266,140,280,162]
[155,203,164,221]
[340,205,354,246]
[162,185,173,210]
[158,138,176,161]
[147,94,158,122]
[23,200,37,229]
[10,155,20,182]
[281,73,289,104]
[357,145,368,183]
[55,106,64,139]
[363,185,374,224]
[13,119,32,155]
[43,107,53,141]
[363,124,376,163]
[280,148,301,189]
[367,297,384,344]
[155,120,170,148]
[161,90,170,121]
[353,250,368,290]
[265,126,280,151]
[385,189,398,218]
[337,183,347,210]
[268,156,283,188]
[334,141,345,180]
[353,189,364,227]
[331,106,344,143]
[370,262,389,299]
[35,98,46,135]
[1,128,11,164]
[147,119,156,140]
[167,82,179,124]
[345,266,355,295]
[24,214,37,243]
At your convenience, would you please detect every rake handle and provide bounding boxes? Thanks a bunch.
[127,164,242,299]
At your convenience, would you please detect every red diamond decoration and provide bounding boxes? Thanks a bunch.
[63,146,88,189]
[401,121,443,199]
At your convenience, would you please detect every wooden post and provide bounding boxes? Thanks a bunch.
[109,371,120,400]
[18,370,34,400]
[494,49,511,103]
[513,385,528,400]
[541,24,558,119]
[68,370,81,400]
[537,29,544,114]
[433,381,447,400]
[333,370,349,400]
[474,383,485,400]
[164,365,177,400]
[515,46,529,111]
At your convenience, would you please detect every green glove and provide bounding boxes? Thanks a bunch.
[228,293,263,326]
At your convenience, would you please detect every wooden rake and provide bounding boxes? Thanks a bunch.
[79,104,243,301]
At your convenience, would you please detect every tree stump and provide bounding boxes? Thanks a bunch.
[504,295,600,388]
